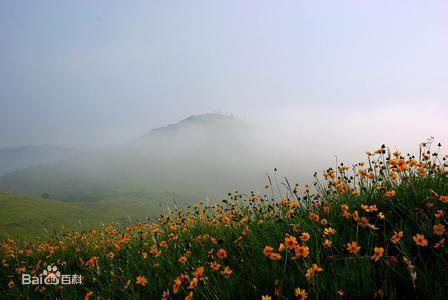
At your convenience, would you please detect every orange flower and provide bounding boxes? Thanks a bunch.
[413,233,428,247]
[346,241,361,254]
[188,277,198,289]
[384,190,396,198]
[323,239,332,249]
[269,253,282,261]
[193,266,205,278]
[261,296,272,300]
[285,236,298,249]
[390,231,404,244]
[172,277,182,294]
[210,261,221,271]
[178,256,187,264]
[295,287,308,299]
[309,213,320,223]
[371,247,384,262]
[136,275,148,286]
[185,291,193,300]
[293,245,310,258]
[300,232,311,242]
[221,266,233,278]
[433,224,445,236]
[305,264,323,279]
[216,248,227,260]
[439,195,448,203]
[263,246,274,256]
[7,280,14,289]
[85,256,99,267]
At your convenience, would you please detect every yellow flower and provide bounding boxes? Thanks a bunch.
[346,241,361,254]
[262,296,272,300]
[433,224,445,236]
[210,261,221,271]
[295,287,308,299]
[413,233,428,247]
[371,247,384,262]
[323,239,332,249]
[136,275,148,286]
[305,264,323,279]
[323,227,336,236]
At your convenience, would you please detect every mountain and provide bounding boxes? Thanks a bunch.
[0,145,78,176]
[0,114,270,204]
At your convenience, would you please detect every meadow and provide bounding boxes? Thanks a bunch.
[1,142,447,299]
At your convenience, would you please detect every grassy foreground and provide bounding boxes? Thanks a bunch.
[1,143,448,299]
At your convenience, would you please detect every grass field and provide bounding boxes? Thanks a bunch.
[0,193,166,240]
[1,143,448,299]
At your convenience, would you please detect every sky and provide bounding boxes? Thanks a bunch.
[1,0,447,152]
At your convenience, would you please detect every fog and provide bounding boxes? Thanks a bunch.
[0,1,447,205]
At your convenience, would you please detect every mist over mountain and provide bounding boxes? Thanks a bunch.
[0,114,295,204]
[0,146,78,176]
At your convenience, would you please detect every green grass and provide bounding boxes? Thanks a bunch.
[0,193,166,240]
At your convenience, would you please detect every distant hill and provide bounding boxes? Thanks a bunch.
[0,114,270,202]
[0,145,77,176]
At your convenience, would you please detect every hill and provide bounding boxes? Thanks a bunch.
[0,114,271,203]
[0,145,77,176]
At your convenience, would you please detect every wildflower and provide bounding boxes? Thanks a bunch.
[433,224,445,236]
[295,287,308,299]
[136,275,148,286]
[371,247,384,262]
[185,291,193,300]
[305,264,323,279]
[336,290,344,296]
[8,280,14,289]
[85,256,99,267]
[263,246,274,257]
[439,195,448,203]
[309,213,320,223]
[323,227,336,236]
[285,236,298,249]
[221,266,233,278]
[435,210,445,218]
[269,253,282,261]
[384,190,396,198]
[162,290,170,300]
[293,245,310,258]
[188,277,198,289]
[262,296,272,300]
[178,256,187,264]
[323,239,332,249]
[300,232,311,242]
[378,212,385,219]
[390,231,404,244]
[434,238,445,249]
[173,277,182,294]
[216,248,227,260]
[210,261,221,271]
[413,233,428,247]
[193,266,205,278]
[320,218,328,225]
[346,241,361,254]
[278,243,285,252]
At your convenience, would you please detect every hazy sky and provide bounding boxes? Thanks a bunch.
[1,0,447,150]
